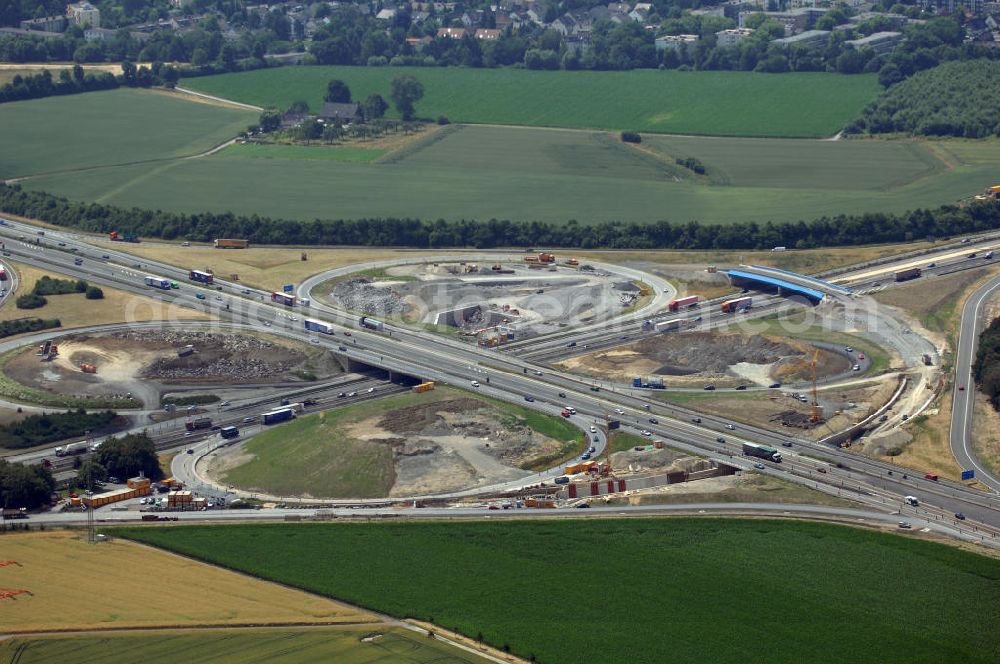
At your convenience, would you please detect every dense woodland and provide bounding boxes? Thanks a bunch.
[2,183,999,250]
[0,458,55,510]
[0,410,119,450]
[846,60,1000,138]
[974,317,1000,411]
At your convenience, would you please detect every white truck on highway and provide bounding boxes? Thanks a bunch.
[54,441,88,456]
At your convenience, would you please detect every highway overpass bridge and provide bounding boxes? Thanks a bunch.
[726,265,854,304]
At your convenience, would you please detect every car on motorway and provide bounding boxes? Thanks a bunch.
[589,446,596,453]
[524,395,535,402]
[338,345,347,351]
[567,341,577,347]
[186,448,194,454]
[558,392,566,398]
[367,387,375,393]
[219,401,230,407]
[343,331,351,336]
[581,452,591,460]
[649,417,658,424]
[857,353,865,360]
[590,385,600,392]
[263,321,272,327]
[641,430,651,437]
[243,416,256,423]
[959,385,965,391]
[753,463,765,470]
[575,503,591,508]
[181,241,190,246]
[817,467,827,474]
[898,521,912,529]
[782,442,792,448]
[241,289,251,294]
[554,476,569,484]
[769,383,782,388]
[844,346,853,353]
[735,385,747,390]
[533,370,543,376]
[955,512,966,520]
[184,431,193,437]
[926,262,936,268]
[590,425,597,433]
[101,254,109,259]
[725,424,735,430]
[853,364,861,371]
[195,293,206,300]
[715,437,725,443]
[703,385,716,391]
[471,380,480,388]
[614,408,624,415]
[691,417,702,423]
[593,435,599,442]
[347,391,357,397]
[310,338,320,344]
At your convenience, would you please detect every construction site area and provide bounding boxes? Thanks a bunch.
[322,255,650,344]
[203,387,585,499]
[2,329,340,408]
[557,331,850,389]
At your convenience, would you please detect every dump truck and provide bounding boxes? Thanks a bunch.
[185,417,212,431]
[214,238,249,249]
[668,295,700,312]
[189,269,214,285]
[80,363,97,373]
[721,296,753,313]
[144,275,171,290]
[922,354,933,366]
[894,267,921,282]
[742,442,782,463]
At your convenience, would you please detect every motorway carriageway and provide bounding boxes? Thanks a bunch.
[2,220,999,534]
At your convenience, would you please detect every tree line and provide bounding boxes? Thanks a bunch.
[0,61,179,105]
[0,458,54,510]
[974,316,1000,411]
[2,182,1000,251]
[846,60,1000,138]
[0,409,119,450]
[79,432,164,486]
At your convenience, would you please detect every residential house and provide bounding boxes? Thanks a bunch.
[0,27,63,39]
[629,2,653,22]
[715,27,754,47]
[320,102,361,123]
[475,28,502,39]
[83,27,117,41]
[551,14,578,35]
[655,33,700,51]
[376,8,397,21]
[406,35,433,50]
[526,8,545,24]
[847,12,913,30]
[411,11,431,24]
[607,3,629,13]
[19,16,67,32]
[460,10,484,27]
[66,1,100,28]
[495,12,513,30]
[843,30,903,54]
[437,26,467,38]
[565,34,591,54]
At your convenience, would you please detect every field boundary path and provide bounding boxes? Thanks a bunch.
[175,86,264,111]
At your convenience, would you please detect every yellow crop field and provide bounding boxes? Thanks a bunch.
[0,530,381,632]
[0,262,214,334]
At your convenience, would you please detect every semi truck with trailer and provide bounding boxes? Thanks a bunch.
[742,442,782,463]
[271,292,296,306]
[189,270,214,285]
[359,316,384,331]
[109,230,140,243]
[721,296,753,313]
[262,408,295,425]
[304,319,335,334]
[185,417,212,431]
[667,295,700,312]
[214,238,249,249]
[655,319,686,333]
[144,275,171,290]
[54,441,88,456]
[894,267,921,282]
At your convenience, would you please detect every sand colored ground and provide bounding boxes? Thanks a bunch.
[576,241,937,277]
[0,262,214,335]
[0,530,381,633]
[97,244,464,293]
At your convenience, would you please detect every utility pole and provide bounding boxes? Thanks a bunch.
[85,430,95,544]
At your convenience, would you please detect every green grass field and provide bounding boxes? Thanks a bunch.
[0,627,489,663]
[114,520,1000,664]
[0,89,255,179]
[219,142,385,162]
[183,67,880,138]
[222,386,584,497]
[21,122,1000,225]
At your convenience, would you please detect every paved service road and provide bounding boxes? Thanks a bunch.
[950,274,1000,491]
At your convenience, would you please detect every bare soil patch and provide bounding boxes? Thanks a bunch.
[560,331,846,387]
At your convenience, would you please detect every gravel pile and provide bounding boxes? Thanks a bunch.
[331,278,407,315]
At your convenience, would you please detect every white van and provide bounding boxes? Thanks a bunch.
[905,496,919,506]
